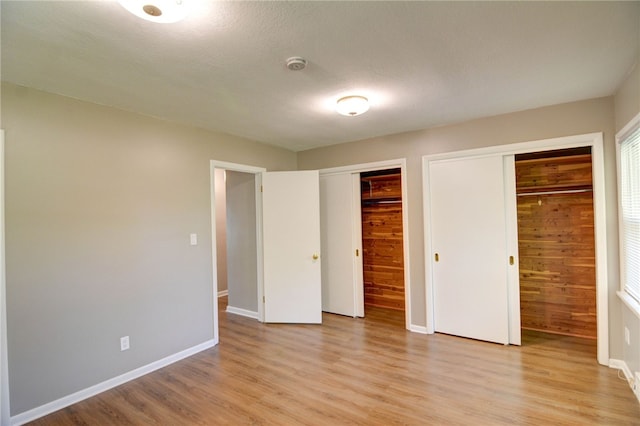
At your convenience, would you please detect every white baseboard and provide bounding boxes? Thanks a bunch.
[610,358,632,380]
[409,324,429,334]
[217,290,228,297]
[609,358,640,404]
[10,339,217,426]
[226,305,258,319]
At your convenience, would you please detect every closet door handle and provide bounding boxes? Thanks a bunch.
[434,253,439,262]
[509,255,515,265]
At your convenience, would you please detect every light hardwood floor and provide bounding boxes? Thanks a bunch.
[30,297,640,425]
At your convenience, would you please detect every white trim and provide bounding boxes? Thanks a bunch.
[10,339,216,426]
[209,160,267,340]
[409,325,428,334]
[254,173,265,323]
[352,173,365,318]
[225,306,259,320]
[217,290,228,298]
[615,112,640,319]
[209,165,220,345]
[618,291,640,320]
[504,155,521,345]
[0,130,8,426]
[421,158,435,334]
[319,159,414,332]
[319,158,407,176]
[609,359,640,403]
[610,358,633,380]
[424,132,603,160]
[617,111,640,142]
[422,132,609,364]
[209,160,265,174]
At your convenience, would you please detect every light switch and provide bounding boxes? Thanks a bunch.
[190,233,197,246]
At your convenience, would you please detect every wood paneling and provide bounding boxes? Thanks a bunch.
[516,153,596,339]
[361,172,405,311]
[30,297,640,425]
[361,172,402,200]
[516,153,593,192]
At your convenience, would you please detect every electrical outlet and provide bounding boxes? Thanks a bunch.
[625,327,631,345]
[120,336,130,351]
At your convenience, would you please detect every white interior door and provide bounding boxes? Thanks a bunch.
[429,155,510,344]
[262,171,322,323]
[320,173,364,317]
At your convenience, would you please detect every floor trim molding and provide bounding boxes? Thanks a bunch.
[409,324,428,334]
[609,358,640,403]
[226,306,259,319]
[10,339,216,426]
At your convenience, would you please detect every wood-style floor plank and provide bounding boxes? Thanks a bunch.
[28,297,640,425]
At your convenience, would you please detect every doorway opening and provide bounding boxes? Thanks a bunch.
[360,168,405,325]
[214,169,260,322]
[515,147,597,355]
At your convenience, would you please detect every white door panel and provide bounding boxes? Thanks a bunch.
[320,173,363,317]
[262,171,322,323]
[429,155,510,344]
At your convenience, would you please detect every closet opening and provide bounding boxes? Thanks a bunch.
[515,147,597,352]
[360,168,405,326]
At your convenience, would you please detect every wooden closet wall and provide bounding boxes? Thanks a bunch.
[516,148,597,339]
[361,169,405,311]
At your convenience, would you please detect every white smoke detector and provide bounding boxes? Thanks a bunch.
[286,57,307,71]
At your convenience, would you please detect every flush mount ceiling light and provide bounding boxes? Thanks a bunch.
[118,0,190,23]
[336,95,370,116]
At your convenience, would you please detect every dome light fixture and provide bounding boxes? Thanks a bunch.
[118,0,190,23]
[336,95,369,116]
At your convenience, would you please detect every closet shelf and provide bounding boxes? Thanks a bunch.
[516,183,592,195]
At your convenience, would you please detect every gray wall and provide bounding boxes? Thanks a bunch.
[297,96,623,358]
[2,69,638,417]
[225,171,258,313]
[2,83,296,415]
[614,63,640,381]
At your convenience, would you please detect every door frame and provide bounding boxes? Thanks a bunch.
[209,160,266,343]
[422,132,609,365]
[0,129,9,425]
[319,158,413,331]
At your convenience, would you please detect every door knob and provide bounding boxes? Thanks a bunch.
[434,253,439,262]
[312,254,319,260]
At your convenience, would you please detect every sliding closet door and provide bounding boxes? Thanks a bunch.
[319,173,363,317]
[428,155,510,344]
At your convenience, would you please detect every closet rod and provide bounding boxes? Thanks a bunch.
[362,200,402,205]
[517,188,593,197]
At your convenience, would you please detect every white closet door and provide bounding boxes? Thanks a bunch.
[429,155,510,344]
[262,171,322,323]
[320,173,364,317]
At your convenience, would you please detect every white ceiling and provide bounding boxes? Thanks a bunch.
[2,1,639,152]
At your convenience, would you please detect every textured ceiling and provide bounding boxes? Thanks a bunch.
[2,1,639,152]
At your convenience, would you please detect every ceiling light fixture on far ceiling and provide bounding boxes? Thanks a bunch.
[336,96,370,116]
[118,0,190,24]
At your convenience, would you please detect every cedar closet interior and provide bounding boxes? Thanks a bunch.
[515,147,597,340]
